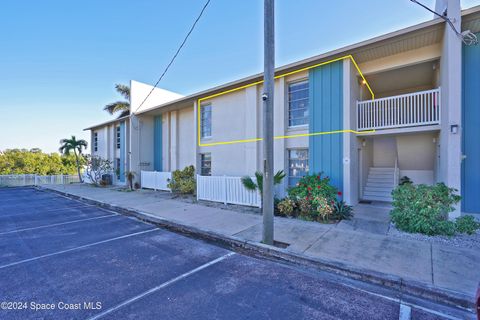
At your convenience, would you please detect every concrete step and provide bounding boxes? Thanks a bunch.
[367,173,394,178]
[363,191,392,198]
[367,178,394,183]
[364,186,394,193]
[362,195,393,202]
[369,167,395,172]
[365,180,394,189]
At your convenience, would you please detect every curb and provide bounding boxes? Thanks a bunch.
[39,186,476,312]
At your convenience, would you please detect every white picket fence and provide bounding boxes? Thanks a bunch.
[141,171,172,191]
[196,175,261,207]
[0,174,80,187]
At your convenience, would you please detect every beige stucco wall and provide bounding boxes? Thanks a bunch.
[177,107,195,169]
[195,72,309,182]
[92,127,109,160]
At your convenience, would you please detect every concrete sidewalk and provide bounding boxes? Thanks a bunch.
[42,184,479,309]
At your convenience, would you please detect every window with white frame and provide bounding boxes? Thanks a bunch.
[288,149,309,187]
[200,104,212,138]
[288,80,309,127]
[116,126,121,149]
[93,132,98,152]
[200,153,211,176]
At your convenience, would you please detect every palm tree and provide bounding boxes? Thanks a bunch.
[125,171,135,191]
[59,136,88,183]
[104,84,130,118]
[241,170,286,208]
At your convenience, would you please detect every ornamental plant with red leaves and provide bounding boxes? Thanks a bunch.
[288,173,338,202]
[286,173,340,221]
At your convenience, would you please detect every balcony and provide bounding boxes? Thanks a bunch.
[357,88,440,131]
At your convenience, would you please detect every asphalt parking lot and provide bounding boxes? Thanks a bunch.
[0,187,471,319]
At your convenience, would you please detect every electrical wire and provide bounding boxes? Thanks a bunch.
[133,0,212,114]
[410,0,478,45]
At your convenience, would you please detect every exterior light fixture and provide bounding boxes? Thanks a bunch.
[450,124,459,134]
[362,79,367,85]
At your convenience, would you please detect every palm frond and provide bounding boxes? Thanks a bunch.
[254,172,263,193]
[104,101,130,115]
[59,135,87,155]
[115,84,130,100]
[273,170,286,185]
[241,176,257,191]
[118,110,130,118]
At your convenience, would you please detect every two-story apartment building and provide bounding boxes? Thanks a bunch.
[85,80,183,184]
[88,1,480,218]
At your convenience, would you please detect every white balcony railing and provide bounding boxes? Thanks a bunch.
[357,88,441,131]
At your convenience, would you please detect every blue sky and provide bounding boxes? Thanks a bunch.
[1,0,479,153]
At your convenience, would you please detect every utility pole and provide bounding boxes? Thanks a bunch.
[262,0,274,245]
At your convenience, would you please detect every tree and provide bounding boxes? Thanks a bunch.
[59,136,88,183]
[103,84,130,118]
[0,149,81,175]
[85,156,113,186]
[125,171,135,191]
[241,170,286,208]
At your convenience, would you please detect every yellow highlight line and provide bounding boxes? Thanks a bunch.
[197,55,374,147]
[200,130,376,147]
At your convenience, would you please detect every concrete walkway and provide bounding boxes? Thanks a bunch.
[43,184,479,305]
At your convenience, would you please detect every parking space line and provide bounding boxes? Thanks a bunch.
[0,214,118,235]
[0,229,158,270]
[87,252,236,320]
[341,283,464,320]
[0,204,93,214]
[399,304,411,320]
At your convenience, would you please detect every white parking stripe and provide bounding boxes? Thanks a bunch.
[0,228,158,270]
[341,283,465,320]
[0,204,93,214]
[399,304,411,320]
[0,214,118,235]
[87,252,236,320]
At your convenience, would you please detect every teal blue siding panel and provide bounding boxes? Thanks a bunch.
[462,34,480,213]
[119,121,125,182]
[154,115,163,171]
[309,61,343,194]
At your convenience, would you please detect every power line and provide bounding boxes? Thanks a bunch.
[133,0,212,114]
[410,0,478,45]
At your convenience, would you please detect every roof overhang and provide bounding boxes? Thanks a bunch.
[83,115,129,131]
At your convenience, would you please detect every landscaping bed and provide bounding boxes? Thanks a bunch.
[389,224,480,250]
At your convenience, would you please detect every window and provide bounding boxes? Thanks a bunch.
[93,132,98,152]
[200,104,212,138]
[200,153,211,176]
[115,158,121,179]
[288,149,309,187]
[116,126,121,149]
[288,80,309,127]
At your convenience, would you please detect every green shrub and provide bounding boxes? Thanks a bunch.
[167,165,196,194]
[277,198,296,216]
[332,200,354,220]
[390,183,461,236]
[288,173,338,202]
[315,196,334,222]
[297,198,313,218]
[288,173,342,222]
[455,215,480,235]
